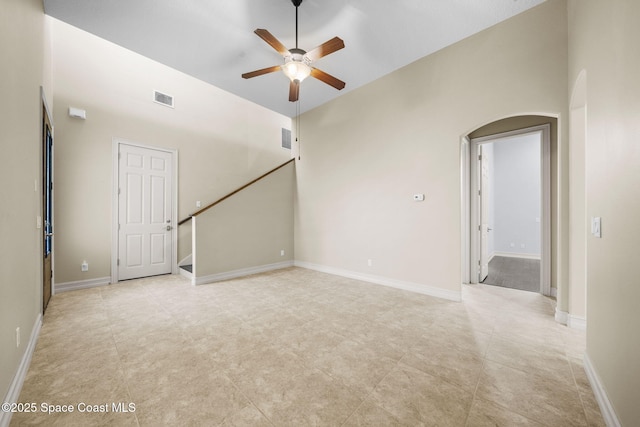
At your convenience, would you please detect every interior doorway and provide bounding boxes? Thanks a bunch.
[464,123,551,295]
[42,95,54,312]
[112,140,178,282]
[477,134,542,292]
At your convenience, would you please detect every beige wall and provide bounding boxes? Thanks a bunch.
[51,20,292,284]
[568,77,587,321]
[194,162,295,278]
[295,0,568,296]
[0,0,48,405]
[568,0,640,425]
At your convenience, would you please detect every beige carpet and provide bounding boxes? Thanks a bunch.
[11,268,604,426]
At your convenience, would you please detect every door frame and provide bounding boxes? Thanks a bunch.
[41,87,54,308]
[111,138,179,283]
[478,144,490,282]
[465,124,551,295]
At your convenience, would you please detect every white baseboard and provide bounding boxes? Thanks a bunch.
[0,314,42,427]
[583,353,621,427]
[194,261,294,286]
[555,307,568,325]
[295,261,461,302]
[554,308,587,330]
[179,266,193,281]
[493,251,541,260]
[54,276,111,293]
[568,315,587,331]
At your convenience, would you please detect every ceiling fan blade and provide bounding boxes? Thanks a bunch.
[254,29,289,56]
[310,68,346,90]
[241,65,281,79]
[289,80,300,102]
[305,37,345,62]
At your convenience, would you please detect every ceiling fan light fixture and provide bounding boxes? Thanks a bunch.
[282,61,311,82]
[282,51,311,82]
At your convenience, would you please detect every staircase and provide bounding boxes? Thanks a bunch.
[177,158,295,285]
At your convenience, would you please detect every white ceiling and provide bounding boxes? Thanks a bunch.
[43,0,546,118]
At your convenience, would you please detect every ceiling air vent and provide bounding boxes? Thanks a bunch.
[153,90,174,108]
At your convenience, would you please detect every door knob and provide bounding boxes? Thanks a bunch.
[487,227,493,231]
[166,225,172,231]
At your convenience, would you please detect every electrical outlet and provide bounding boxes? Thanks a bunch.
[196,200,202,208]
[367,259,373,267]
[16,327,20,348]
[280,249,285,256]
[81,261,89,272]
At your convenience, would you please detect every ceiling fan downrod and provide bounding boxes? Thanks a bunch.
[292,0,302,49]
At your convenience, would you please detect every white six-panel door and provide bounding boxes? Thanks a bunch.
[118,144,173,280]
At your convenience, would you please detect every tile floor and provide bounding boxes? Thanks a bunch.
[11,268,605,426]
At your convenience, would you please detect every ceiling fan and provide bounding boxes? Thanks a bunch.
[241,0,346,102]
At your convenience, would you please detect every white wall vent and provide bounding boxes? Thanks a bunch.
[153,90,174,108]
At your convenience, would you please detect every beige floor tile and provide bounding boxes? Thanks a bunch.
[465,398,545,426]
[419,322,493,357]
[310,338,399,397]
[12,369,136,427]
[434,305,498,335]
[484,336,575,386]
[10,408,139,427]
[342,399,404,426]
[133,372,249,426]
[568,358,607,427]
[20,346,124,398]
[193,321,274,366]
[563,328,588,359]
[476,360,588,426]
[11,268,605,427]
[370,363,474,426]
[258,368,364,426]
[401,336,485,393]
[492,312,567,356]
[219,404,273,426]
[224,344,311,403]
[273,320,346,361]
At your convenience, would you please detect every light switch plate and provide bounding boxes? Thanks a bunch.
[592,217,601,238]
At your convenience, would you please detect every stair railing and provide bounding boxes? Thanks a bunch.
[177,158,295,226]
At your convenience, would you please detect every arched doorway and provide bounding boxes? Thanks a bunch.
[461,115,558,297]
